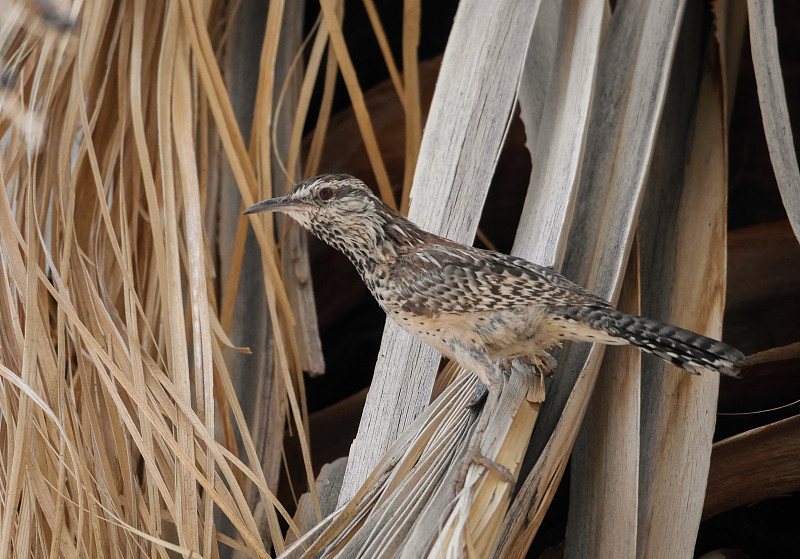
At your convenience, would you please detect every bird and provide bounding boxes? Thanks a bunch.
[244,174,748,396]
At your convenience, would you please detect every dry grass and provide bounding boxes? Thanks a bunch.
[0,1,313,556]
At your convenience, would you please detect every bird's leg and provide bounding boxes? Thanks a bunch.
[517,354,552,403]
[456,387,515,492]
[451,339,514,491]
[498,357,514,374]
[467,357,515,410]
[453,341,502,412]
[520,352,557,377]
[451,343,516,492]
[498,357,516,386]
[539,353,557,375]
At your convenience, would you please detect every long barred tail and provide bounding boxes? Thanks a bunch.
[562,306,749,378]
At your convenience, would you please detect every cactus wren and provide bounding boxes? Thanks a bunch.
[244,174,747,393]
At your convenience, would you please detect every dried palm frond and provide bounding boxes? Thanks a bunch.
[294,0,796,558]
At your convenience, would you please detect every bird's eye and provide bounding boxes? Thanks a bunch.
[318,187,334,201]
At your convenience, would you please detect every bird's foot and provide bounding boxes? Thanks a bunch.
[454,433,515,493]
[465,447,515,484]
[497,358,516,386]
[539,353,557,375]
[456,390,515,494]
[516,356,550,403]
[520,354,557,377]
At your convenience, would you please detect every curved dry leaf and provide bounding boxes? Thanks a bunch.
[747,0,800,244]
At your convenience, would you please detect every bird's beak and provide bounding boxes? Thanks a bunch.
[243,196,305,215]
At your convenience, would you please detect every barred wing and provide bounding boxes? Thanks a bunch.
[388,244,612,317]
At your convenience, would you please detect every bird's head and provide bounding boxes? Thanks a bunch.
[244,174,399,258]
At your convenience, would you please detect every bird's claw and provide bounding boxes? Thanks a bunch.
[468,451,515,484]
[454,443,515,493]
[520,354,557,377]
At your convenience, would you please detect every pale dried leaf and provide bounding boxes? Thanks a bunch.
[339,0,545,507]
[747,0,800,244]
